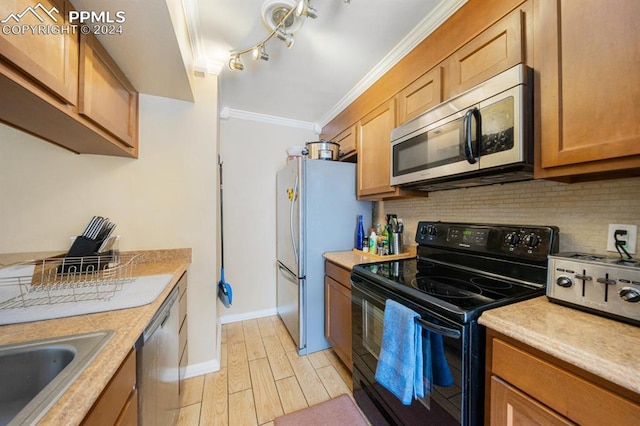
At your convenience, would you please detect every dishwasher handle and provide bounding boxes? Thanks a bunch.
[142,285,179,343]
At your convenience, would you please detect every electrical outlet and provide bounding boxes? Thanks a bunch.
[607,224,638,254]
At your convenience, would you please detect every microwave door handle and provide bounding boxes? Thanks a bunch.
[463,107,481,164]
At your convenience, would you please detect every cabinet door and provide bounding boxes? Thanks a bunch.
[79,34,138,149]
[0,0,78,104]
[396,66,442,125]
[490,376,574,426]
[333,125,357,159]
[325,275,352,370]
[357,99,397,198]
[448,6,524,97]
[535,0,640,178]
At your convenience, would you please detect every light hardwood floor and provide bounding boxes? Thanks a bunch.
[177,315,353,425]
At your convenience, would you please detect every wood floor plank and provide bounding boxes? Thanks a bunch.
[257,317,277,337]
[307,351,331,369]
[323,349,353,391]
[221,323,228,344]
[220,342,228,369]
[228,342,251,393]
[273,318,297,352]
[200,369,228,426]
[275,376,308,414]
[316,365,351,398]
[176,402,201,426]
[286,352,330,406]
[249,357,284,424]
[243,319,267,361]
[229,389,257,426]
[226,322,245,344]
[180,375,205,407]
[262,335,294,380]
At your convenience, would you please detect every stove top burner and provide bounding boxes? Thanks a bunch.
[470,276,514,290]
[412,276,484,299]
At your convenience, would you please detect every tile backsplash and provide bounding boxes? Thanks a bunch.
[374,177,640,255]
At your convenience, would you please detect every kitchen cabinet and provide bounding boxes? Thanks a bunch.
[0,3,138,158]
[396,66,443,125]
[486,330,640,426]
[533,0,640,180]
[79,33,138,149]
[178,272,188,394]
[324,260,353,371]
[357,99,397,199]
[446,4,527,98]
[333,125,357,161]
[82,348,137,426]
[0,0,78,105]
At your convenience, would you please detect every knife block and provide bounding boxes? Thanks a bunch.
[66,236,100,257]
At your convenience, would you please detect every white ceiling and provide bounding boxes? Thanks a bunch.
[74,0,466,129]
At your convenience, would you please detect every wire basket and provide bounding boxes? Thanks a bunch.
[0,253,140,310]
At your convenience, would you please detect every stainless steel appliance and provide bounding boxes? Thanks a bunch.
[390,64,533,192]
[351,221,559,425]
[137,285,180,426]
[547,253,640,326]
[303,140,340,160]
[276,157,371,355]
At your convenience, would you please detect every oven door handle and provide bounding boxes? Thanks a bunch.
[352,279,462,340]
[415,318,461,340]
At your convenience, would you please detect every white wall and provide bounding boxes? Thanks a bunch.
[0,75,219,369]
[219,119,315,318]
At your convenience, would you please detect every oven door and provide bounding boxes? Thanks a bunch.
[351,275,481,426]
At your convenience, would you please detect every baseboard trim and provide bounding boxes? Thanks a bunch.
[219,307,278,324]
[184,359,220,379]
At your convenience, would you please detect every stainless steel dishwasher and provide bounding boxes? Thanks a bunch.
[136,285,180,426]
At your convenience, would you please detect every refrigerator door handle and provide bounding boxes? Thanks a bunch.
[290,175,299,263]
[277,262,298,283]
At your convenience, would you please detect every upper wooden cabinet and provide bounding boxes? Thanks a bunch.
[396,66,443,125]
[333,125,357,160]
[447,6,526,98]
[534,0,640,180]
[0,0,78,105]
[79,34,138,149]
[0,3,138,158]
[357,99,398,199]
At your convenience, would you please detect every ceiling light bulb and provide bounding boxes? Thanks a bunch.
[276,29,295,49]
[296,0,318,19]
[252,45,269,61]
[228,55,244,71]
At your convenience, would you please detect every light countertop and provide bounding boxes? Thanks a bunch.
[324,246,416,270]
[479,296,640,395]
[0,248,191,425]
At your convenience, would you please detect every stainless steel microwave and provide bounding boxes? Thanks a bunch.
[390,64,533,192]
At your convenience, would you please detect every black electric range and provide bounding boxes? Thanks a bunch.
[350,221,559,426]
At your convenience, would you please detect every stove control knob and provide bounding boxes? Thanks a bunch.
[619,287,640,303]
[505,232,520,246]
[419,225,428,236]
[427,225,438,236]
[525,233,541,248]
[556,276,574,288]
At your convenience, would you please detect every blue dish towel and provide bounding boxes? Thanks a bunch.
[423,331,454,395]
[375,299,424,405]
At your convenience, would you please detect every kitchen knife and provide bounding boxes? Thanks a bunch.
[82,216,99,238]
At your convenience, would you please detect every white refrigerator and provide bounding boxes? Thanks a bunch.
[276,158,371,355]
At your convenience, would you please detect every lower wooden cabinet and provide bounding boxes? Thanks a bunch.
[486,330,640,426]
[82,348,137,426]
[324,260,353,371]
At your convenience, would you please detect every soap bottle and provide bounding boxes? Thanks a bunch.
[355,215,365,250]
[369,228,377,254]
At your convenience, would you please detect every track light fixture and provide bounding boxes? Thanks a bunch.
[228,0,323,71]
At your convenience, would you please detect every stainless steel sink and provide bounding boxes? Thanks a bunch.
[0,330,114,426]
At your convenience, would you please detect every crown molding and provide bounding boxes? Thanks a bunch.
[182,0,224,75]
[318,0,468,128]
[220,107,321,134]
